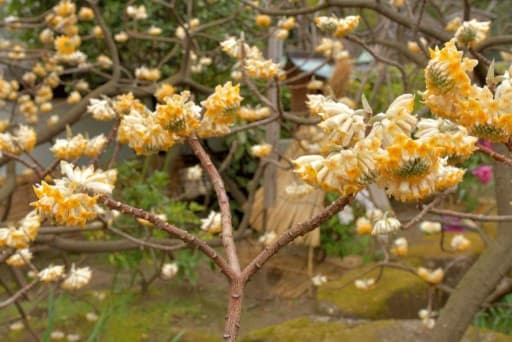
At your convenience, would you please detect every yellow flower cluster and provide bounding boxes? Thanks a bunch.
[6,248,33,267]
[274,17,295,40]
[154,83,175,103]
[50,133,107,159]
[116,91,201,155]
[135,66,161,82]
[294,127,384,196]
[315,15,359,37]
[454,19,490,48]
[295,93,468,202]
[117,105,176,155]
[377,135,464,201]
[46,0,78,34]
[154,91,201,136]
[424,39,512,142]
[220,37,283,79]
[0,125,37,154]
[54,35,80,55]
[201,82,242,126]
[315,38,348,60]
[414,118,477,160]
[220,37,262,60]
[238,106,271,121]
[0,211,40,249]
[87,98,117,120]
[244,58,284,80]
[112,93,145,115]
[32,161,116,226]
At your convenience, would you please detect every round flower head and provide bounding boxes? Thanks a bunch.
[445,17,462,32]
[454,20,490,48]
[84,134,107,158]
[196,116,231,138]
[135,66,161,82]
[112,93,144,115]
[6,248,32,267]
[200,211,222,234]
[278,17,295,30]
[87,98,116,121]
[356,217,372,235]
[54,35,80,55]
[255,14,271,27]
[126,5,147,20]
[9,321,24,332]
[50,330,65,340]
[62,264,92,290]
[450,234,471,251]
[417,267,444,284]
[32,162,116,226]
[315,38,347,60]
[425,40,476,95]
[201,82,243,125]
[117,106,176,155]
[161,262,179,280]
[154,83,175,103]
[115,32,128,43]
[185,165,203,181]
[78,7,94,21]
[238,106,271,121]
[0,125,37,154]
[250,144,272,158]
[154,91,200,137]
[315,16,341,34]
[259,231,277,247]
[372,215,401,235]
[312,274,327,287]
[334,15,359,37]
[244,58,284,79]
[85,312,99,322]
[50,133,88,160]
[419,221,441,234]
[39,265,65,282]
[354,278,375,290]
[390,237,408,256]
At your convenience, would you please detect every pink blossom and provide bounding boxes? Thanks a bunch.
[471,165,493,184]
[478,139,493,150]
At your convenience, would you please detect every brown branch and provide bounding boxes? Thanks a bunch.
[242,195,352,282]
[0,280,38,309]
[98,195,236,279]
[402,192,447,230]
[2,151,43,178]
[428,207,512,222]
[477,142,512,167]
[187,134,241,274]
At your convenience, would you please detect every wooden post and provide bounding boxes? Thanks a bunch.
[263,36,282,213]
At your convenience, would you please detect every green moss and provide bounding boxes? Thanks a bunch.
[241,317,348,342]
[317,265,428,319]
[241,318,512,342]
[407,231,486,260]
[1,289,216,341]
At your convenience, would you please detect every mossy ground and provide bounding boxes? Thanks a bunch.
[317,265,429,319]
[2,287,221,341]
[241,317,512,342]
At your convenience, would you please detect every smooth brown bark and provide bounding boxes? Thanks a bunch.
[430,144,512,341]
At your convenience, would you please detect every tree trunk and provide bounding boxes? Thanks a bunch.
[430,144,512,341]
[223,279,244,341]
